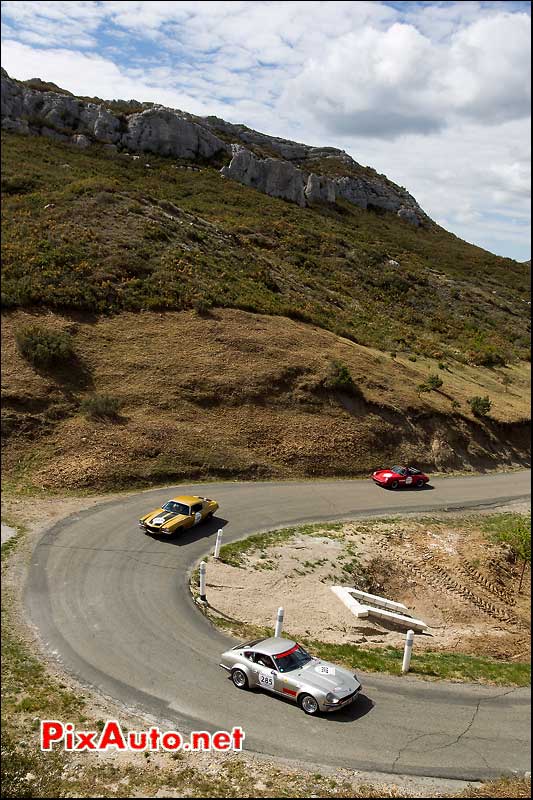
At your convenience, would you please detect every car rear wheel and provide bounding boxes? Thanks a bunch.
[415,478,425,488]
[231,668,249,690]
[390,480,399,490]
[299,693,319,715]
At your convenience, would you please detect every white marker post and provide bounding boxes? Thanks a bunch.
[213,529,223,559]
[402,629,415,673]
[199,560,207,604]
[274,606,284,638]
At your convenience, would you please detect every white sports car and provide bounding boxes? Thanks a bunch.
[220,636,361,715]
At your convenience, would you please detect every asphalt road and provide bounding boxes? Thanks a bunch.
[26,471,531,780]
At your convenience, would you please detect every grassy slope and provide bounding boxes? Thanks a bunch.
[1,307,530,490]
[1,132,530,489]
[2,132,530,365]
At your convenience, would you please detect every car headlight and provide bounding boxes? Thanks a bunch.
[325,692,340,704]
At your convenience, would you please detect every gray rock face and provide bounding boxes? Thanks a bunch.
[335,175,423,226]
[221,147,425,225]
[1,69,428,226]
[122,107,228,160]
[203,116,348,162]
[221,146,307,207]
[305,173,337,203]
[1,72,227,161]
[1,71,121,143]
[71,133,91,148]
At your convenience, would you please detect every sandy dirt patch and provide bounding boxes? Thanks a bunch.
[207,506,530,659]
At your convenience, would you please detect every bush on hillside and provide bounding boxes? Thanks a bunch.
[324,360,358,395]
[15,325,74,368]
[80,394,121,420]
[468,395,492,417]
[417,374,443,395]
[193,297,214,316]
[426,374,443,390]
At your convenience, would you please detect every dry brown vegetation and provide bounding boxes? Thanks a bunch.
[1,308,530,491]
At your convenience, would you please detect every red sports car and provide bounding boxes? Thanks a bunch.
[372,465,429,489]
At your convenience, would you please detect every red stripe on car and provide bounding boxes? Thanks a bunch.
[282,688,297,696]
[274,644,299,658]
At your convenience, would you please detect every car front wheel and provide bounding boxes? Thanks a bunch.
[416,478,425,488]
[231,668,249,690]
[299,693,320,715]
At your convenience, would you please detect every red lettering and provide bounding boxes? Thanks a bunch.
[148,727,160,750]
[231,727,245,751]
[212,731,231,750]
[40,721,64,750]
[75,731,97,750]
[128,731,147,751]
[161,732,182,750]
[191,731,210,750]
[98,720,126,750]
[65,723,75,751]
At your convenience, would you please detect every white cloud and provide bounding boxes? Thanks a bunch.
[0,0,530,260]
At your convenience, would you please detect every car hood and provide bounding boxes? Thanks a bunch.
[144,510,188,527]
[293,659,360,696]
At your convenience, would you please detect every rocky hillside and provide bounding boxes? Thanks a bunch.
[1,69,427,224]
[1,129,529,365]
[1,71,530,490]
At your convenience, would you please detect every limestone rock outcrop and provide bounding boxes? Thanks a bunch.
[1,70,228,160]
[1,69,429,226]
[305,173,337,203]
[221,146,426,225]
[122,107,228,160]
[221,146,307,207]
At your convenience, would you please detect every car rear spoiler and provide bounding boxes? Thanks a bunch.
[231,638,263,650]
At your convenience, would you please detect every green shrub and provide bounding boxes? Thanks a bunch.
[408,355,417,362]
[468,344,507,367]
[193,297,214,316]
[469,395,491,417]
[426,374,443,390]
[1,175,37,195]
[15,325,74,368]
[324,360,358,394]
[80,394,121,420]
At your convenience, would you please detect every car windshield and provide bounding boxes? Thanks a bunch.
[162,501,190,515]
[273,645,312,673]
[391,466,406,475]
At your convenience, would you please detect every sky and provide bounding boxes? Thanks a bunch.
[1,1,531,261]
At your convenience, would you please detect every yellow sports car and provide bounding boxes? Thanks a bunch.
[139,495,219,536]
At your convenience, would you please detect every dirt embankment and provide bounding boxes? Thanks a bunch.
[1,308,530,490]
[207,511,531,661]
